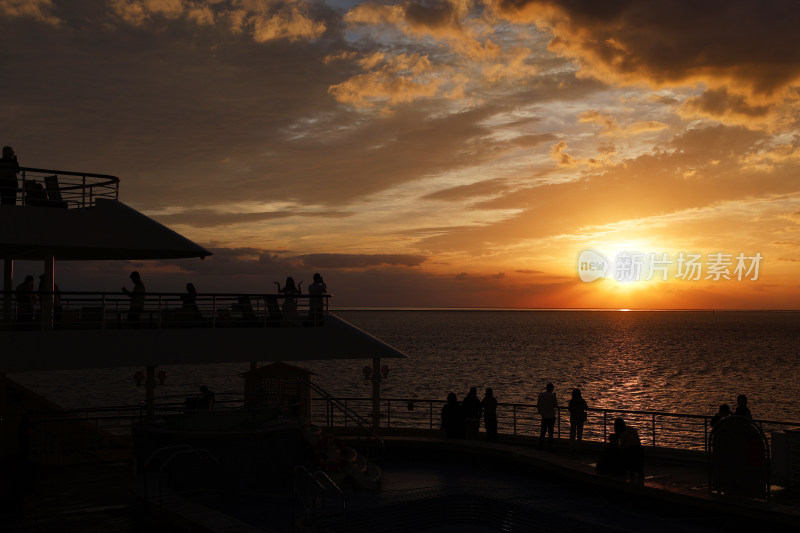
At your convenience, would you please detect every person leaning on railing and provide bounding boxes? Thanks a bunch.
[0,146,20,205]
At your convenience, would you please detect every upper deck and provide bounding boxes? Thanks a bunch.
[12,166,120,209]
[0,167,405,372]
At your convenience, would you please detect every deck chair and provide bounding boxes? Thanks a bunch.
[44,175,69,208]
[23,180,49,207]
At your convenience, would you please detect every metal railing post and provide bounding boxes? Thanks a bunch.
[652,413,656,447]
[211,296,216,328]
[556,406,561,439]
[101,294,106,329]
[157,295,162,328]
[513,405,517,436]
[429,401,433,430]
[603,410,607,442]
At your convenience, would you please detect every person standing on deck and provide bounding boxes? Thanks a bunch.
[307,273,327,326]
[462,387,482,439]
[0,146,20,205]
[568,388,588,452]
[735,394,752,419]
[441,392,465,439]
[122,271,145,326]
[537,382,557,451]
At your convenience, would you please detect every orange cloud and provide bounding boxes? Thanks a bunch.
[0,0,61,25]
[109,0,326,41]
[327,53,442,108]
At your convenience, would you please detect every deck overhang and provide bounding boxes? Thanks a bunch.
[0,315,406,373]
[0,198,211,260]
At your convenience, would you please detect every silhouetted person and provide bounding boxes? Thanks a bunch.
[0,146,19,205]
[15,275,36,329]
[440,392,465,439]
[568,388,588,452]
[537,382,557,451]
[462,387,482,439]
[122,271,145,326]
[198,386,215,410]
[307,273,327,326]
[185,385,215,410]
[711,403,731,427]
[614,417,644,480]
[26,181,46,206]
[735,394,752,419]
[274,277,301,325]
[482,387,498,442]
[596,432,625,477]
[181,282,201,320]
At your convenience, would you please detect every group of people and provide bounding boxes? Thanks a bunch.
[440,387,499,441]
[273,273,328,325]
[13,274,62,328]
[119,271,329,326]
[711,394,753,427]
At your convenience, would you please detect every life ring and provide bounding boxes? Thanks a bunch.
[314,435,350,473]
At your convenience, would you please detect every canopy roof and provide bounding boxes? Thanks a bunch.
[0,199,211,260]
[0,315,406,373]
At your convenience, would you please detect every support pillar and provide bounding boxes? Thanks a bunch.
[41,257,54,330]
[3,259,12,322]
[145,366,156,418]
[372,357,381,432]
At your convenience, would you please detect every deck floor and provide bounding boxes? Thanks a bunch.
[2,436,799,532]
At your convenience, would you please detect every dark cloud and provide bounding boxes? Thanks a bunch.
[153,208,352,228]
[296,253,427,268]
[492,0,800,99]
[682,88,771,120]
[404,0,461,30]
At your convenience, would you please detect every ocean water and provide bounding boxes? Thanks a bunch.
[10,310,800,423]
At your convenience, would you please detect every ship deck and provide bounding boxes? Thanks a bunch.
[3,434,798,532]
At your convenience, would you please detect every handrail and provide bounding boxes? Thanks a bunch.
[316,396,800,452]
[15,167,120,208]
[0,290,330,331]
[292,466,346,531]
[306,379,385,461]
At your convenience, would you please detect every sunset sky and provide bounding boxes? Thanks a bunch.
[2,0,799,309]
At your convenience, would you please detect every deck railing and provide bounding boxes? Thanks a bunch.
[316,396,800,452]
[1,290,330,330]
[12,167,120,209]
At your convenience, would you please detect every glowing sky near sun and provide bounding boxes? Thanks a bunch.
[2,0,799,309]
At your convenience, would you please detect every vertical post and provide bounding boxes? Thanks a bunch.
[41,256,54,330]
[652,413,656,447]
[145,366,156,418]
[3,259,12,321]
[513,405,517,435]
[371,357,381,432]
